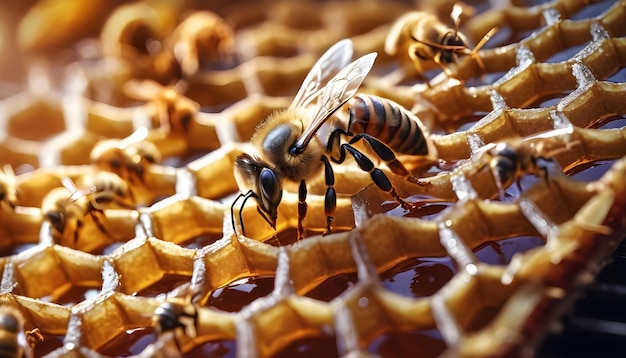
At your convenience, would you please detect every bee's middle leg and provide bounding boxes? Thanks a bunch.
[321,156,336,236]
[90,209,111,238]
[408,44,432,87]
[297,180,307,241]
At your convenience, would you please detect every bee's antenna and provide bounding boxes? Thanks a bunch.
[471,26,499,56]
[451,3,463,39]
[230,190,257,237]
[409,34,465,51]
[470,26,499,71]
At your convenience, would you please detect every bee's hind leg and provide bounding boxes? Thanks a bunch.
[348,134,410,177]
[348,134,427,186]
[332,142,412,210]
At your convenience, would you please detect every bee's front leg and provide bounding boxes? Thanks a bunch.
[407,43,432,88]
[297,180,307,241]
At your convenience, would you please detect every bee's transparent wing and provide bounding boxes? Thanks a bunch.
[289,39,354,110]
[384,12,419,56]
[293,52,377,152]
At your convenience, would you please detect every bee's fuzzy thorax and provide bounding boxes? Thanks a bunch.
[252,109,324,183]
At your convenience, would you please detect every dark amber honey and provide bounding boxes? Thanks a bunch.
[184,339,237,358]
[97,327,155,357]
[207,276,275,312]
[134,274,192,297]
[380,256,457,298]
[305,272,359,302]
[367,329,446,358]
[50,285,101,306]
[474,236,545,265]
[182,233,223,250]
[382,197,455,220]
[32,334,64,357]
[273,334,339,358]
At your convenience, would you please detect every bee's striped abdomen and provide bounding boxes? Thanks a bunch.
[348,94,428,156]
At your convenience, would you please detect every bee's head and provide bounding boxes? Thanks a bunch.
[0,181,7,202]
[441,32,466,64]
[489,143,521,189]
[234,154,283,231]
[0,310,20,333]
[45,210,66,234]
[153,302,183,333]
[41,187,74,234]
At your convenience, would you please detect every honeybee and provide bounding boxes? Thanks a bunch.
[153,301,198,352]
[100,2,171,62]
[232,39,433,240]
[159,10,236,77]
[385,3,497,85]
[475,140,551,200]
[0,307,29,358]
[0,165,19,209]
[90,128,162,184]
[41,172,133,246]
[123,80,200,135]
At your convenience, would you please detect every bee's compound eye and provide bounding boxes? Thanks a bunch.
[46,211,65,233]
[0,312,19,333]
[259,168,281,205]
[179,113,192,127]
[154,303,181,331]
[494,143,517,163]
[492,157,516,187]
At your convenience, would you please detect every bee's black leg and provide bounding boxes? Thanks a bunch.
[321,156,336,235]
[90,210,110,237]
[326,128,351,161]
[489,156,515,201]
[348,134,427,186]
[230,192,244,236]
[334,143,412,210]
[407,43,432,88]
[348,134,409,176]
[297,180,307,240]
[72,219,83,247]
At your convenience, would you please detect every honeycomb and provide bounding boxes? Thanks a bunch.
[0,0,625,357]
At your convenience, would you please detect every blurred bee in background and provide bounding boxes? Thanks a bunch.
[385,3,497,85]
[41,172,133,247]
[90,128,162,185]
[99,1,186,81]
[157,10,236,78]
[487,141,548,196]
[123,80,200,136]
[0,165,19,209]
[232,39,434,240]
[469,139,554,202]
[153,300,198,353]
[478,138,613,235]
[100,2,173,62]
[0,307,30,358]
